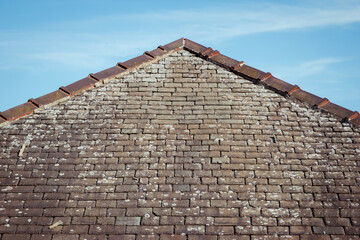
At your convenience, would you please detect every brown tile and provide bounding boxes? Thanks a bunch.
[92,66,126,81]
[1,102,37,121]
[61,76,97,96]
[32,89,69,107]
[3,234,31,240]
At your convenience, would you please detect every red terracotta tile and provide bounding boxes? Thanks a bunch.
[123,54,153,69]
[61,76,97,96]
[349,115,360,126]
[207,50,220,58]
[316,98,330,108]
[320,102,355,120]
[184,39,208,53]
[144,51,155,58]
[0,102,37,121]
[291,89,323,106]
[259,72,272,81]
[348,111,359,121]
[160,38,184,51]
[31,89,69,107]
[210,53,242,69]
[117,62,130,69]
[199,47,214,56]
[148,48,167,58]
[233,64,267,80]
[288,85,300,95]
[263,76,299,95]
[92,66,126,81]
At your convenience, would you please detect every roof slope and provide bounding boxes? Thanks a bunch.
[0,39,360,239]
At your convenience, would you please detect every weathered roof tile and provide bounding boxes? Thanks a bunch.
[0,102,37,121]
[60,76,97,96]
[31,89,69,107]
[91,66,126,81]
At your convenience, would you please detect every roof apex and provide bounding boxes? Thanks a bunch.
[0,38,358,127]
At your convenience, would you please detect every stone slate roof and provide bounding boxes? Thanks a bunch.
[0,38,359,239]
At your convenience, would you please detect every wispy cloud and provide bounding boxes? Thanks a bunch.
[1,0,360,70]
[273,57,351,81]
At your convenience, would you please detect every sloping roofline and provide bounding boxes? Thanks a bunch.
[0,38,359,126]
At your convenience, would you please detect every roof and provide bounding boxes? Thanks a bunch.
[0,38,359,127]
[0,38,360,239]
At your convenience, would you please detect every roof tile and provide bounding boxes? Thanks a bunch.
[233,64,267,80]
[209,53,241,69]
[147,48,168,58]
[160,38,184,51]
[319,102,355,120]
[349,114,360,125]
[123,54,153,69]
[60,76,97,96]
[291,89,323,106]
[0,102,37,121]
[91,66,126,81]
[207,50,220,58]
[30,90,69,107]
[184,39,208,53]
[263,76,299,95]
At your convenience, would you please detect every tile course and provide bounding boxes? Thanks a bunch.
[0,42,359,239]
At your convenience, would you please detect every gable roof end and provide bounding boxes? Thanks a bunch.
[0,38,359,126]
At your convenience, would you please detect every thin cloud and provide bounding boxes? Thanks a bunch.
[0,0,359,111]
[273,57,351,80]
[1,0,360,69]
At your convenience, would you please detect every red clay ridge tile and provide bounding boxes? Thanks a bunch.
[288,85,300,95]
[28,98,41,108]
[231,61,245,70]
[348,111,359,121]
[88,73,100,81]
[117,62,129,69]
[144,51,155,58]
[291,89,323,106]
[349,114,360,125]
[157,45,166,51]
[199,47,214,56]
[234,64,266,80]
[210,53,242,70]
[0,102,37,121]
[123,54,153,69]
[61,76,97,96]
[184,38,208,53]
[160,38,184,51]
[91,66,126,81]
[148,48,167,58]
[320,102,355,120]
[316,98,330,108]
[32,90,69,107]
[207,50,220,58]
[259,72,272,81]
[262,76,297,95]
[59,86,71,95]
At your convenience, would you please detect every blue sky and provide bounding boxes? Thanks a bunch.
[0,0,359,111]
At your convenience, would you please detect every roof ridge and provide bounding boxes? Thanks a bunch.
[0,38,359,127]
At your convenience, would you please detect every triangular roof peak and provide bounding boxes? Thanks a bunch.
[0,38,359,126]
